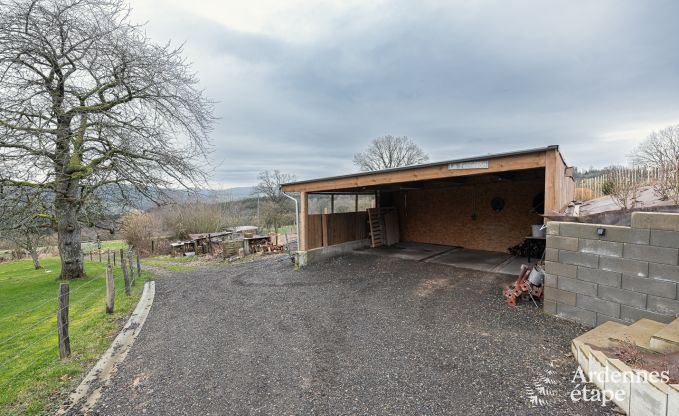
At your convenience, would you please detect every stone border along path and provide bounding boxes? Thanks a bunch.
[57,280,156,415]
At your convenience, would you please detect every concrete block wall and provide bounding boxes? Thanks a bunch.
[544,212,679,327]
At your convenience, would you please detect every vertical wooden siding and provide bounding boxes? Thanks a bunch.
[306,212,368,249]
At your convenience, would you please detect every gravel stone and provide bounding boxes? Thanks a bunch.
[89,255,614,415]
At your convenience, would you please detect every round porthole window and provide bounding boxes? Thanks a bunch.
[490,197,505,212]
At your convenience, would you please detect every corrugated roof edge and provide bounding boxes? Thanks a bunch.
[281,145,561,188]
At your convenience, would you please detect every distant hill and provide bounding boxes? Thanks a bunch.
[202,186,257,201]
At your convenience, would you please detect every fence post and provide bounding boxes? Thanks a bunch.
[113,250,116,267]
[105,264,115,314]
[136,251,141,279]
[120,248,124,264]
[107,250,111,264]
[128,249,135,286]
[90,252,93,261]
[98,250,102,263]
[151,240,155,255]
[57,283,70,359]
[121,258,130,296]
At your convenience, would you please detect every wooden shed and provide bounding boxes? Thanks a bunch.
[281,146,574,264]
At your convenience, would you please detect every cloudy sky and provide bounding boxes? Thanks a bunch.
[130,0,679,187]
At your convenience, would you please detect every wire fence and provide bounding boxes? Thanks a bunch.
[0,248,147,409]
[575,167,662,200]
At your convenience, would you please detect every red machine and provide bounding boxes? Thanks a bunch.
[503,264,544,307]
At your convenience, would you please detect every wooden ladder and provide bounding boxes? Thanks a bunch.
[367,208,384,248]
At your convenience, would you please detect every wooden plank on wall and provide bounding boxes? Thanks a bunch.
[282,152,547,193]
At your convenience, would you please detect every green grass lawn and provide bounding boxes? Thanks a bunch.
[0,255,152,415]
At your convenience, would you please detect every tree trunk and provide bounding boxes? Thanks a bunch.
[30,249,41,270]
[55,177,83,279]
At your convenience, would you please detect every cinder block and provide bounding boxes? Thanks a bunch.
[647,295,679,316]
[624,243,678,266]
[596,313,626,326]
[578,266,621,287]
[559,222,600,239]
[598,285,647,309]
[600,256,649,278]
[622,274,677,299]
[669,384,679,416]
[576,293,620,318]
[651,229,679,248]
[557,303,596,327]
[558,276,598,296]
[579,239,623,258]
[629,370,669,416]
[559,250,599,268]
[600,225,650,244]
[605,358,632,414]
[543,299,557,314]
[588,350,607,390]
[632,211,679,230]
[544,261,577,278]
[649,263,679,283]
[546,235,579,251]
[546,221,560,236]
[544,286,576,305]
[545,248,559,262]
[620,305,675,324]
[544,273,557,288]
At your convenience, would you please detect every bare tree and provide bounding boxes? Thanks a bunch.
[605,166,641,211]
[353,135,429,171]
[0,187,53,269]
[632,125,679,203]
[255,170,296,236]
[0,0,214,279]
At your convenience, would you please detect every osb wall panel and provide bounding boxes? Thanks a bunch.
[396,179,544,252]
[307,212,368,249]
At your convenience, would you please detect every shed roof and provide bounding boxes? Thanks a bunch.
[281,145,564,193]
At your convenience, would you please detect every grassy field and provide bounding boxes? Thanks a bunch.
[0,253,152,415]
[81,239,129,253]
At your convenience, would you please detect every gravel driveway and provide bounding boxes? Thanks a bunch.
[90,255,613,415]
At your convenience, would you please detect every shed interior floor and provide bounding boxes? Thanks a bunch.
[354,241,535,276]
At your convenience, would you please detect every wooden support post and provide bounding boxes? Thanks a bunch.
[151,240,155,254]
[113,251,116,266]
[90,252,93,261]
[129,250,135,286]
[136,252,141,280]
[105,264,114,314]
[107,250,111,264]
[299,191,308,251]
[121,258,130,296]
[208,234,212,255]
[120,248,124,263]
[98,250,102,263]
[57,283,70,359]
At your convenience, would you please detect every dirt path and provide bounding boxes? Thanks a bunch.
[87,255,613,415]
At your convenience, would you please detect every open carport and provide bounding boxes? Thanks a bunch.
[281,146,575,270]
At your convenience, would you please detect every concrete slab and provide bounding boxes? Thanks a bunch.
[355,241,532,275]
[425,248,512,272]
[610,318,667,351]
[650,316,679,353]
[355,242,457,261]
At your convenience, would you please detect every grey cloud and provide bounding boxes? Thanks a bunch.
[144,0,679,186]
